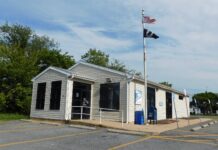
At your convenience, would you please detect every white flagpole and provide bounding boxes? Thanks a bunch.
[142,9,148,125]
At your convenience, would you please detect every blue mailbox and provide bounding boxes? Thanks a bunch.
[148,106,157,124]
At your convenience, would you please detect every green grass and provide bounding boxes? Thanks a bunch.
[0,113,29,122]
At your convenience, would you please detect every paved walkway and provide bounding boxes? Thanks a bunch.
[70,118,211,134]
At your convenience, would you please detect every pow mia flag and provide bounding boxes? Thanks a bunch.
[143,29,159,39]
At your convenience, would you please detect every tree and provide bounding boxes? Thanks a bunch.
[0,23,32,48]
[192,92,218,114]
[0,23,75,114]
[37,49,74,72]
[127,69,142,77]
[81,49,130,73]
[109,59,126,72]
[81,49,109,67]
[159,81,172,87]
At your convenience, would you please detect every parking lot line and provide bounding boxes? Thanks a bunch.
[0,130,101,148]
[0,125,63,133]
[108,136,153,150]
[154,136,218,146]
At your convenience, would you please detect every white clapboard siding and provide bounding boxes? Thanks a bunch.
[128,81,190,121]
[128,82,146,122]
[30,69,68,120]
[69,63,127,122]
[172,94,190,118]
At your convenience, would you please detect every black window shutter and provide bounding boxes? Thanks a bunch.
[36,82,46,109]
[50,81,62,110]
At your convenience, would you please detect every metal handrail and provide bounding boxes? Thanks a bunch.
[72,106,119,111]
[71,106,124,127]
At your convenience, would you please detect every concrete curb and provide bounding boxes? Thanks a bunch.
[191,120,217,131]
[107,128,154,136]
[39,122,62,126]
[191,126,202,131]
[201,124,209,128]
[69,124,96,130]
[209,122,214,125]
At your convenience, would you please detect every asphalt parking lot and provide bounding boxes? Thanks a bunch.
[0,120,217,150]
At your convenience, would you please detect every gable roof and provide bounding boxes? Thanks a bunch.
[68,61,186,95]
[32,61,186,96]
[68,61,130,77]
[31,66,72,82]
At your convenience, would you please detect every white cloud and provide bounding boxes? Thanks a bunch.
[1,0,218,93]
[63,22,134,51]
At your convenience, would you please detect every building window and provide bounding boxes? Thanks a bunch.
[100,83,120,110]
[50,81,62,110]
[36,82,46,110]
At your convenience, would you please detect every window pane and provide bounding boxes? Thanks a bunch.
[50,81,62,110]
[36,82,46,110]
[100,83,120,110]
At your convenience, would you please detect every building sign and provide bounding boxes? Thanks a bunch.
[159,101,163,106]
[135,90,142,105]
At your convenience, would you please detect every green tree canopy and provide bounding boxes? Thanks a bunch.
[0,23,75,114]
[81,49,109,67]
[109,59,126,72]
[192,92,218,114]
[159,81,172,87]
[81,48,129,73]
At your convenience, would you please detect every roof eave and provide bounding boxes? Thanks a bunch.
[31,67,72,82]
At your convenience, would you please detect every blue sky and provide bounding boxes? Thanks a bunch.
[1,0,218,95]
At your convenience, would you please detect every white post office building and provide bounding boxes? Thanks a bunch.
[30,61,190,123]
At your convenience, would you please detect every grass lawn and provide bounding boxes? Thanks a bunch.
[0,113,29,123]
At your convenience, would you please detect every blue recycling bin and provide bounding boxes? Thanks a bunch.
[135,111,144,125]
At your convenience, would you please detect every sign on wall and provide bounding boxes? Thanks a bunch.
[135,90,142,105]
[159,101,163,106]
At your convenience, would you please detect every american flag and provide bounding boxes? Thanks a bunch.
[142,16,156,24]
